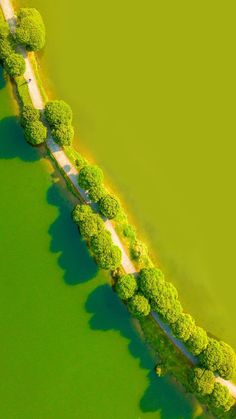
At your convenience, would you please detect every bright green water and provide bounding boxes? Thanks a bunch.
[0,69,202,417]
[20,0,236,349]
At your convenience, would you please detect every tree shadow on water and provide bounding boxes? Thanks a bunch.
[85,284,197,419]
[0,67,6,90]
[0,116,40,163]
[47,182,98,285]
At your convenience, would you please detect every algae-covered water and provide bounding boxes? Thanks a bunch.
[20,0,236,349]
[0,68,203,418]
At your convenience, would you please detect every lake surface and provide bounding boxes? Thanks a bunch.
[0,67,203,418]
[19,0,236,349]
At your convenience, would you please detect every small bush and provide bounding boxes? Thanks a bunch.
[78,164,104,190]
[14,8,45,51]
[128,294,150,318]
[24,120,47,145]
[130,240,148,262]
[51,124,74,146]
[99,194,120,219]
[20,105,40,127]
[115,274,137,300]
[4,53,25,77]
[45,100,72,127]
[123,223,136,241]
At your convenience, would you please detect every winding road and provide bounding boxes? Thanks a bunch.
[1,0,236,401]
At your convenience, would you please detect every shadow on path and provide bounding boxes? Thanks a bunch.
[86,284,198,419]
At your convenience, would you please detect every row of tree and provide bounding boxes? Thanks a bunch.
[0,20,25,77]
[0,8,46,77]
[189,368,235,414]
[72,204,121,270]
[115,269,236,413]
[78,163,121,220]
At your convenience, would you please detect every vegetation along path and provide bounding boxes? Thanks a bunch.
[1,0,236,406]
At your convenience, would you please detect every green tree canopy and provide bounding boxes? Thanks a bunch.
[171,313,195,342]
[150,282,182,324]
[99,194,120,219]
[14,8,45,51]
[45,100,73,128]
[95,244,122,271]
[199,339,224,374]
[24,120,47,145]
[218,342,236,380]
[115,274,137,300]
[51,124,74,146]
[208,382,235,413]
[188,368,215,396]
[20,105,40,127]
[88,184,106,203]
[90,230,112,256]
[139,267,165,299]
[128,294,150,318]
[186,326,208,356]
[79,213,104,240]
[72,204,92,224]
[4,53,25,77]
[78,164,104,190]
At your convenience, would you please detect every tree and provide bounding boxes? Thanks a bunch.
[78,164,104,190]
[208,382,235,413]
[128,294,150,318]
[95,244,122,270]
[20,105,40,127]
[4,53,25,77]
[199,339,224,374]
[0,36,14,60]
[90,230,112,255]
[88,184,106,203]
[139,267,165,299]
[115,274,137,300]
[51,124,74,146]
[99,194,120,219]
[79,213,104,240]
[186,326,208,356]
[0,21,10,39]
[14,8,45,51]
[218,342,236,380]
[150,282,182,324]
[72,204,92,224]
[24,120,47,145]
[171,313,195,342]
[45,100,72,127]
[188,368,215,396]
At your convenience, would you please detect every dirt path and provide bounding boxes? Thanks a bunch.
[1,0,236,400]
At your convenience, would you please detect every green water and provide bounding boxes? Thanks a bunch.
[20,0,236,349]
[0,68,202,418]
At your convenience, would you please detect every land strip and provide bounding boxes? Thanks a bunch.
[0,0,235,404]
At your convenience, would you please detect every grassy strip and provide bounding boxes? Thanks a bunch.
[29,52,48,103]
[15,75,32,106]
